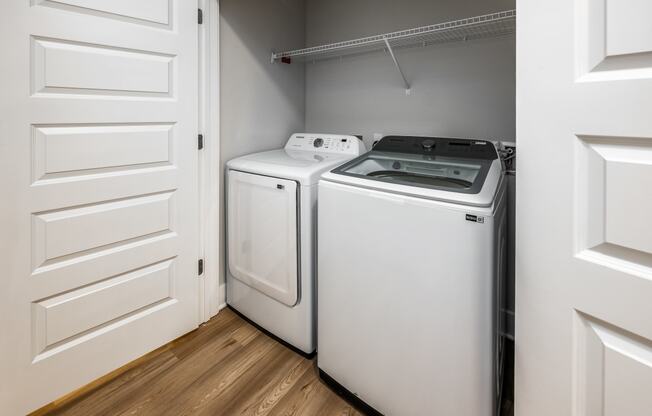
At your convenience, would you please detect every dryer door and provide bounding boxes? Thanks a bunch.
[228,170,299,306]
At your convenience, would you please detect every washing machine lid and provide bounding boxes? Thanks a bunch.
[323,136,504,207]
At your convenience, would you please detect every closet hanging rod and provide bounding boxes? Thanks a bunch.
[271,9,516,64]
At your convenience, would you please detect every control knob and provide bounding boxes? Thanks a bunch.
[422,139,435,151]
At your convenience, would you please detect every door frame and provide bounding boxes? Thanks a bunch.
[199,0,223,322]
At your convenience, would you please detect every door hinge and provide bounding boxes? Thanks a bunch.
[198,134,204,150]
[198,8,203,24]
[198,259,204,276]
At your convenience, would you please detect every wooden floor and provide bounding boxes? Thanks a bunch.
[35,308,364,416]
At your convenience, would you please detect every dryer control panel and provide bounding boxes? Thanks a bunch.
[285,133,366,156]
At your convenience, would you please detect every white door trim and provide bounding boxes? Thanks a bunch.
[199,0,222,323]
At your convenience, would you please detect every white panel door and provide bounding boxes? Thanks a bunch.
[227,171,299,307]
[516,0,652,415]
[0,1,199,414]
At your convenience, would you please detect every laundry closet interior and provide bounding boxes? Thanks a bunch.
[2,0,517,414]
[220,0,516,415]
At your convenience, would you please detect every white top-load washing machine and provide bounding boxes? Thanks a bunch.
[317,136,507,415]
[226,133,366,355]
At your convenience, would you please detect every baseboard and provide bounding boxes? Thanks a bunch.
[318,368,383,416]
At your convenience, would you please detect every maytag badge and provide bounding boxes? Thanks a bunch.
[465,214,485,223]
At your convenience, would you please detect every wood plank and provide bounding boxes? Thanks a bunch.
[267,366,333,416]
[35,308,365,416]
[211,348,309,416]
[235,357,313,416]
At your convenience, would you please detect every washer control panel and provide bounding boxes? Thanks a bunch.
[285,133,366,155]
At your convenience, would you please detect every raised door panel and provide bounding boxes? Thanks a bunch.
[32,192,174,267]
[32,37,174,97]
[578,0,652,80]
[576,136,652,266]
[32,124,173,181]
[575,314,652,416]
[605,0,652,57]
[32,0,171,27]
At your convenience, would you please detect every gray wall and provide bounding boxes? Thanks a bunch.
[220,0,305,163]
[305,0,516,149]
[219,0,306,302]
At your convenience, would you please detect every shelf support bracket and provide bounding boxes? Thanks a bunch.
[383,37,411,95]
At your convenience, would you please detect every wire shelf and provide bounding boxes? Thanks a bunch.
[272,10,516,63]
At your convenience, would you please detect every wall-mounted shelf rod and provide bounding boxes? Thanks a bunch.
[271,10,516,94]
[271,10,515,64]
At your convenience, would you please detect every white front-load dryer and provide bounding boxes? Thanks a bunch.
[317,136,507,415]
[226,133,366,355]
